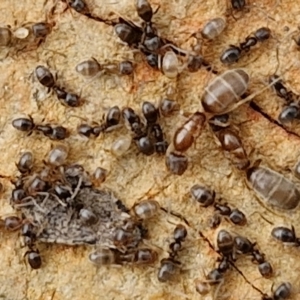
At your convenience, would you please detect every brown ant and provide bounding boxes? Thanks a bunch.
[35,66,82,107]
[234,235,273,278]
[262,282,292,300]
[0,20,54,54]
[157,224,187,282]
[209,115,250,170]
[220,27,271,64]
[114,18,143,47]
[77,106,121,137]
[89,247,158,266]
[12,116,69,140]
[269,75,300,123]
[75,59,134,80]
[190,185,247,227]
[271,225,300,246]
[122,104,168,155]
[65,0,89,14]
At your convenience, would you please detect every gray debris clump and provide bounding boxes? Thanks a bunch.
[11,149,143,254]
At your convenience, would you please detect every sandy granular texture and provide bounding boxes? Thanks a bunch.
[1,0,300,299]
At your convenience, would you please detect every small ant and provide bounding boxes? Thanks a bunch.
[77,106,121,137]
[220,27,271,64]
[35,65,82,107]
[190,185,247,227]
[262,282,292,300]
[12,116,69,140]
[157,224,187,282]
[234,235,273,278]
[89,247,158,266]
[209,116,250,170]
[75,59,134,79]
[269,75,300,123]
[271,225,300,246]
[0,20,54,53]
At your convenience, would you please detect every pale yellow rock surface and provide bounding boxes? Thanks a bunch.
[1,0,300,299]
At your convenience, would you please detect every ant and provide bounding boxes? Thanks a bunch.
[269,75,300,123]
[0,20,54,54]
[35,65,82,107]
[132,199,190,227]
[77,106,121,137]
[234,235,273,278]
[190,185,247,227]
[195,232,232,295]
[157,224,187,282]
[12,116,69,140]
[209,115,250,171]
[89,247,158,266]
[271,225,300,246]
[0,216,41,269]
[75,59,134,78]
[220,27,271,64]
[262,282,292,300]
[122,104,168,155]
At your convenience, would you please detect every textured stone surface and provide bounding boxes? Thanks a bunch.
[1,0,300,299]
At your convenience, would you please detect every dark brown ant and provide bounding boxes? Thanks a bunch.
[77,124,93,137]
[142,101,159,125]
[16,152,34,174]
[122,107,144,137]
[271,225,300,246]
[122,107,158,155]
[3,216,23,231]
[114,18,143,47]
[209,118,250,170]
[269,75,295,103]
[24,249,42,269]
[21,223,37,247]
[11,186,27,205]
[52,86,81,107]
[216,229,235,258]
[150,124,168,154]
[12,116,69,140]
[190,185,247,227]
[206,256,230,285]
[35,66,82,107]
[0,20,54,53]
[135,0,165,54]
[89,247,158,266]
[157,224,187,282]
[145,53,159,68]
[66,0,89,14]
[35,65,55,88]
[75,59,134,78]
[135,135,156,155]
[234,235,273,278]
[195,255,231,296]
[77,106,121,137]
[12,117,35,132]
[269,75,300,123]
[231,0,246,10]
[165,152,188,175]
[140,101,168,154]
[190,184,215,207]
[220,27,271,64]
[132,199,190,227]
[262,282,292,300]
[214,203,247,227]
